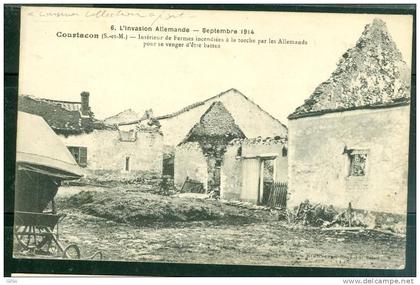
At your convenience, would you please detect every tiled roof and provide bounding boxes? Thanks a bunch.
[289,19,411,119]
[41,99,82,112]
[18,95,94,134]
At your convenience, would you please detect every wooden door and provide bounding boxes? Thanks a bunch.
[240,158,261,203]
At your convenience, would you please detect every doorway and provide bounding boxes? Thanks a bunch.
[240,156,277,204]
[259,158,276,205]
[125,156,130,172]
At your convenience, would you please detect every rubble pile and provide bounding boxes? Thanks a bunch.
[291,200,338,227]
[290,18,410,118]
[62,190,224,224]
[288,200,405,235]
[290,200,373,228]
[58,189,278,226]
[67,172,163,188]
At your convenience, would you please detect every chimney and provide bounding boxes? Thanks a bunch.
[80,91,90,116]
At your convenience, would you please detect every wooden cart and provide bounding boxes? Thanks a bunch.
[14,112,102,260]
[14,211,83,259]
[13,168,102,260]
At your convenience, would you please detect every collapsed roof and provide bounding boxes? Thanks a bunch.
[18,94,106,134]
[104,109,151,126]
[181,101,246,145]
[289,18,411,119]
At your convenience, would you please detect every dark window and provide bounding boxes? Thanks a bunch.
[236,146,242,158]
[119,129,137,142]
[349,150,368,176]
[67,146,87,167]
[282,146,288,157]
[125,156,130,171]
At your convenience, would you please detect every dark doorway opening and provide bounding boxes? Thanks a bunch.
[163,154,174,177]
[259,159,275,205]
[125,156,130,171]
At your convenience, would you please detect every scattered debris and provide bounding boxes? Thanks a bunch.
[180,177,205,194]
[291,200,338,227]
[48,185,407,269]
[288,200,406,235]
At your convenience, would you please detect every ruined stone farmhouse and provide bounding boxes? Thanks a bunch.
[172,97,288,204]
[287,19,411,214]
[101,88,288,203]
[154,88,288,178]
[18,92,164,179]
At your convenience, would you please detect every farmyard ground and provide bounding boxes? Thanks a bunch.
[14,186,406,269]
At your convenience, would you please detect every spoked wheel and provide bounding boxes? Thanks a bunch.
[14,225,54,253]
[63,244,81,259]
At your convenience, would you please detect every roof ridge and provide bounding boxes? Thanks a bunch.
[155,88,287,130]
[231,89,288,130]
[288,100,410,120]
[104,108,139,120]
[20,94,81,105]
[43,98,81,104]
[155,88,237,120]
[19,94,79,113]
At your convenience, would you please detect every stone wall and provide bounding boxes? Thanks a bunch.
[220,144,242,200]
[288,105,410,214]
[174,142,208,191]
[59,129,163,178]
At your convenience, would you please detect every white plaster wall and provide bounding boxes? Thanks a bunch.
[288,106,410,214]
[220,145,242,200]
[174,142,208,191]
[59,129,163,175]
[221,140,288,203]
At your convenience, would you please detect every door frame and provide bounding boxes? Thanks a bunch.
[257,155,278,204]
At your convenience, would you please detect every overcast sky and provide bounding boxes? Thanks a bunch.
[19,7,413,124]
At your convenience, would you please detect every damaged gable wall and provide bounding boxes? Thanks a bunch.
[288,19,411,215]
[158,89,288,147]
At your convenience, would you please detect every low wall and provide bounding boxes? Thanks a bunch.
[174,142,208,191]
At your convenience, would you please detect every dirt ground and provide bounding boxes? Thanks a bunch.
[14,186,406,269]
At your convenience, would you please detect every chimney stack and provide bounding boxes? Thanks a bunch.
[145,109,153,119]
[80,91,90,116]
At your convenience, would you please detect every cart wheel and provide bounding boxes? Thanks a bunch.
[14,216,30,250]
[14,225,31,250]
[86,251,103,260]
[63,244,81,259]
[14,225,53,252]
